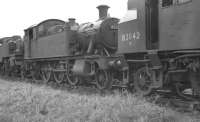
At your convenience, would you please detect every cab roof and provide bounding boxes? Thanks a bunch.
[25,19,65,30]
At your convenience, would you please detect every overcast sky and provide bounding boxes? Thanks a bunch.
[0,0,127,38]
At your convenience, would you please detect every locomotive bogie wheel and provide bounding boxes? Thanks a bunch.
[134,67,154,96]
[41,64,52,83]
[95,69,110,90]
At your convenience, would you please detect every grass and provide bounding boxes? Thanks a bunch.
[0,78,198,122]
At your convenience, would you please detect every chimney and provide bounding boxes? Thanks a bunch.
[97,5,110,19]
[68,18,76,24]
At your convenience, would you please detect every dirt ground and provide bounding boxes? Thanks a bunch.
[0,77,199,122]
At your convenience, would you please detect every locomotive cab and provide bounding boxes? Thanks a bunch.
[118,0,200,53]
[118,0,160,54]
[24,19,78,59]
[118,0,148,53]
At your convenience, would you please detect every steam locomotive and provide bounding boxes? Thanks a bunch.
[0,36,23,76]
[1,0,200,98]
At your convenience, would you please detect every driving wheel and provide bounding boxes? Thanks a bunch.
[41,64,52,83]
[53,64,66,84]
[134,67,154,96]
[66,64,79,86]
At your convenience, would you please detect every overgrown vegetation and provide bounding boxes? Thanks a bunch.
[0,78,198,122]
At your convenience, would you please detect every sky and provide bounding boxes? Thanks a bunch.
[0,0,128,38]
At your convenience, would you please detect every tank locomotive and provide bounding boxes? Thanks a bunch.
[0,36,23,76]
[116,0,200,97]
[21,5,119,89]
